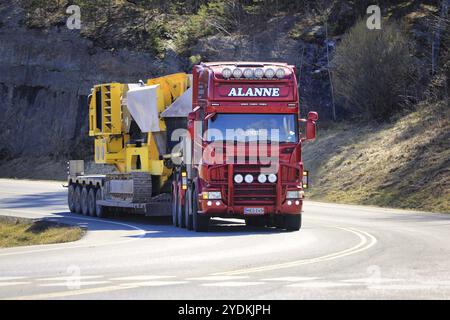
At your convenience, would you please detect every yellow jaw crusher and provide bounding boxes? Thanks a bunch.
[67,73,192,217]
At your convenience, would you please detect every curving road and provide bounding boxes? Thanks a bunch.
[0,178,449,300]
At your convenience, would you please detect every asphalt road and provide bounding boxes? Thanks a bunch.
[0,178,449,300]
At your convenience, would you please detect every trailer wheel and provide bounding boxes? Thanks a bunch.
[81,186,89,216]
[192,186,209,232]
[185,188,193,230]
[171,184,178,227]
[87,188,96,216]
[177,190,186,228]
[74,185,82,214]
[68,184,76,213]
[285,214,302,231]
[95,187,107,218]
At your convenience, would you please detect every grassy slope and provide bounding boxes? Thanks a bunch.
[0,219,84,248]
[303,101,450,213]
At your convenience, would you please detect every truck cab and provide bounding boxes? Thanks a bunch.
[176,62,318,232]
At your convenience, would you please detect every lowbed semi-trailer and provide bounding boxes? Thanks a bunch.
[67,62,318,232]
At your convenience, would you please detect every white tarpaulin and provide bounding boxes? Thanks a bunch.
[126,84,161,132]
[161,87,193,118]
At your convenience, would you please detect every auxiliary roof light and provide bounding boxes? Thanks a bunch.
[245,174,254,184]
[222,68,232,79]
[254,68,264,79]
[258,174,267,183]
[243,68,254,79]
[265,68,275,79]
[276,68,286,79]
[232,68,243,78]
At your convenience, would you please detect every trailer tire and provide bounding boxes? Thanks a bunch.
[177,190,185,228]
[87,188,97,216]
[185,189,193,230]
[81,186,89,216]
[171,184,178,227]
[95,187,107,218]
[192,186,209,232]
[285,214,302,231]
[74,185,82,214]
[68,184,76,213]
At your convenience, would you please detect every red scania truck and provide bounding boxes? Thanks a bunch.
[67,61,317,233]
[168,62,318,232]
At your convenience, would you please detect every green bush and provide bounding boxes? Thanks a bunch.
[331,19,417,119]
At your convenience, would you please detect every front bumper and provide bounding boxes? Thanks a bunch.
[198,199,302,217]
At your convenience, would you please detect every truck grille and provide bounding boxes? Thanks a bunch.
[233,184,276,206]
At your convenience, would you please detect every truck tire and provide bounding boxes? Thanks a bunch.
[68,184,76,213]
[81,186,89,216]
[95,187,107,218]
[177,190,186,228]
[87,188,96,216]
[74,185,82,214]
[171,184,178,227]
[185,189,193,230]
[285,214,302,231]
[192,186,209,232]
[245,216,266,228]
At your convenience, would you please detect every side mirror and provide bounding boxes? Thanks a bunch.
[305,111,318,140]
[308,111,319,122]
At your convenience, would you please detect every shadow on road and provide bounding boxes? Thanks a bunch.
[28,211,288,238]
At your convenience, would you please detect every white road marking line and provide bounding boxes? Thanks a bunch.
[0,277,27,281]
[118,281,187,287]
[368,284,450,290]
[262,277,319,282]
[0,282,31,287]
[287,281,359,288]
[110,276,176,281]
[37,276,104,281]
[39,281,110,287]
[187,276,249,281]
[214,226,377,276]
[342,278,405,284]
[202,281,265,287]
[0,209,147,257]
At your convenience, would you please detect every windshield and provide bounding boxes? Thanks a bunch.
[206,114,298,143]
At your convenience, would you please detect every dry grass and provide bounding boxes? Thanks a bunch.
[303,101,450,213]
[0,219,84,248]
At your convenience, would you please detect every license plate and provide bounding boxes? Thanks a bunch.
[244,208,265,215]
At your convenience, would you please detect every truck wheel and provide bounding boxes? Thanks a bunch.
[192,186,209,232]
[185,189,193,230]
[87,188,96,216]
[245,216,266,228]
[171,184,178,227]
[68,184,76,213]
[81,186,89,216]
[285,214,302,231]
[177,190,186,228]
[95,187,107,218]
[74,185,82,214]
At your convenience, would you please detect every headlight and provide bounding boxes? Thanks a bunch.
[257,174,267,183]
[265,68,275,78]
[286,190,301,199]
[276,68,285,79]
[254,68,264,78]
[234,174,244,184]
[243,68,254,78]
[232,68,243,78]
[268,174,277,183]
[222,68,232,79]
[245,174,254,183]
[202,191,222,200]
